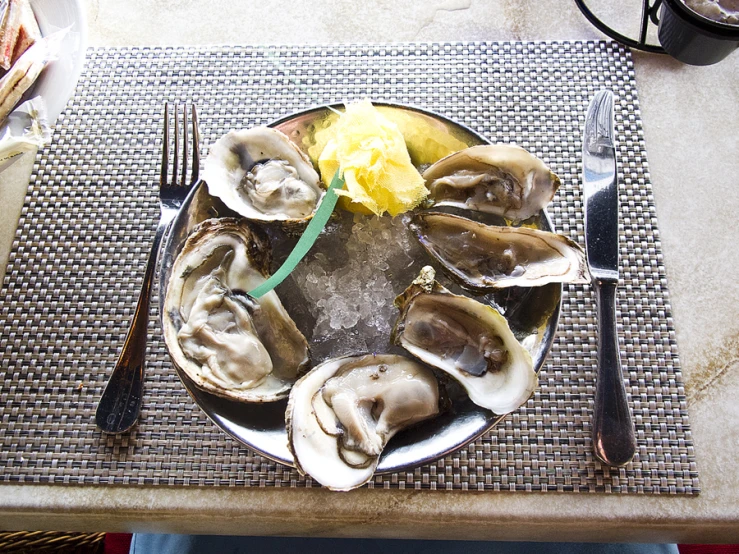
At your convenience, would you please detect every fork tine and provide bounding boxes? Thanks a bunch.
[191,104,200,185]
[171,104,179,188]
[160,102,169,188]
[181,104,189,187]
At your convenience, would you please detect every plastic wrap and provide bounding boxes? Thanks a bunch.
[0,95,48,171]
[0,26,67,172]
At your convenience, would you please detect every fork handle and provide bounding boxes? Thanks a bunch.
[591,279,637,466]
[95,221,167,434]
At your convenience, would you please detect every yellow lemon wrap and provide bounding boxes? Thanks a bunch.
[317,100,428,217]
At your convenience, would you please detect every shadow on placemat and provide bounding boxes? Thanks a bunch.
[0,531,105,553]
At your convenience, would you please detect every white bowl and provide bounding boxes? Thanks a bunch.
[29,0,87,125]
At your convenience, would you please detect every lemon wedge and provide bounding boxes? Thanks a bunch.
[316,100,428,217]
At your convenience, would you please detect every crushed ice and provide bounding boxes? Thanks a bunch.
[283,212,426,362]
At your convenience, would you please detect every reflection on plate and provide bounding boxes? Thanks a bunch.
[159,103,561,474]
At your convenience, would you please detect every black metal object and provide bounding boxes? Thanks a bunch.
[575,0,667,53]
[658,0,739,65]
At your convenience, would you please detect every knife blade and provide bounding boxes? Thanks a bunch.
[582,90,636,467]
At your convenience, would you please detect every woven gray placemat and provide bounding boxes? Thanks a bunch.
[0,41,698,493]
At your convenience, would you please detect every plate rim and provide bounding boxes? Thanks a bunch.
[30,0,88,126]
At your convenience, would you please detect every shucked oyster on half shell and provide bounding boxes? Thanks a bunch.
[287,354,441,491]
[202,127,325,226]
[392,267,536,415]
[423,144,560,221]
[162,217,310,402]
[409,212,590,292]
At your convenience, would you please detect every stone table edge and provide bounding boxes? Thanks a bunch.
[0,484,736,543]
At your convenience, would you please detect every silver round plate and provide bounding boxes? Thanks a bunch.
[159,103,561,474]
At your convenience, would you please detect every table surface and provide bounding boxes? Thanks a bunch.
[0,0,737,543]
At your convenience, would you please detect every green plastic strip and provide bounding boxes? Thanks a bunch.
[248,170,344,299]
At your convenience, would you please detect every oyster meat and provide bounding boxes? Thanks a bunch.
[392,267,536,414]
[409,212,590,291]
[162,217,310,402]
[287,354,441,491]
[423,144,560,221]
[202,127,324,225]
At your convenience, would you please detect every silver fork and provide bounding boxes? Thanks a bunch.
[96,103,200,434]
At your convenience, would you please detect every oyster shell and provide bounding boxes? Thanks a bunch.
[423,144,560,221]
[392,267,536,415]
[202,127,324,225]
[162,217,310,402]
[287,354,440,491]
[409,212,590,292]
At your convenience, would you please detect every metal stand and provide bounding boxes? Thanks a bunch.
[575,0,667,53]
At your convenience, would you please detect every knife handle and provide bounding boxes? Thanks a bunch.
[591,279,636,467]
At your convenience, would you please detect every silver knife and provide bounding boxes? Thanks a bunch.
[582,90,636,467]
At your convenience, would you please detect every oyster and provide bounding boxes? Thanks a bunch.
[423,144,560,221]
[392,267,536,415]
[287,354,441,491]
[202,127,324,225]
[162,217,310,402]
[409,212,590,291]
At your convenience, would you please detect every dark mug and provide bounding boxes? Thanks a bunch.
[658,0,739,65]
